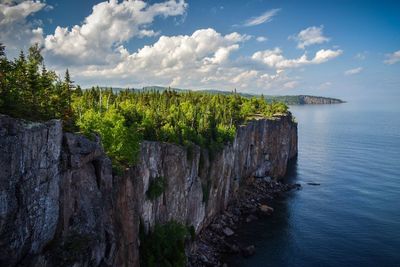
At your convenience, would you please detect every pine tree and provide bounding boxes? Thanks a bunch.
[27,43,43,117]
[62,69,75,129]
[0,43,9,111]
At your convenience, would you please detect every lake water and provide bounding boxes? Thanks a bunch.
[226,103,400,267]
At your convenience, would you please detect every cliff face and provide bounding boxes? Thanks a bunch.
[298,95,344,104]
[0,115,62,266]
[0,114,297,267]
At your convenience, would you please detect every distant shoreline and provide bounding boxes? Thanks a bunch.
[89,85,345,105]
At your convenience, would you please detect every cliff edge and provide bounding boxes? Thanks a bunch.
[0,113,297,266]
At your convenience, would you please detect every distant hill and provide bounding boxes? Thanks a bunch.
[92,86,344,105]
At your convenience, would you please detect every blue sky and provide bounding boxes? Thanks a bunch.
[1,0,399,103]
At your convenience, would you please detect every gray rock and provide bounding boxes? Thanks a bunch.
[259,204,274,214]
[263,176,272,183]
[245,214,258,223]
[223,227,235,237]
[0,115,62,266]
[211,223,222,232]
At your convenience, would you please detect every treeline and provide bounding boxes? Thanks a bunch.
[0,44,288,167]
[74,87,288,166]
[0,43,81,125]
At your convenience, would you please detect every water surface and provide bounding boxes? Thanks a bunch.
[227,103,400,267]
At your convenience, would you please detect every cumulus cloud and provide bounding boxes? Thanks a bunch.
[242,9,280,27]
[290,25,330,49]
[75,29,252,86]
[44,0,187,65]
[0,1,344,93]
[252,47,342,69]
[0,0,46,55]
[256,36,267,42]
[70,27,339,93]
[71,28,341,91]
[344,67,363,75]
[384,50,400,64]
[61,28,297,92]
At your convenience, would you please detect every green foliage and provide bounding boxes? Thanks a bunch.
[140,221,191,267]
[0,43,290,169]
[76,107,142,166]
[146,176,167,200]
[188,225,196,241]
[202,181,211,204]
[72,88,288,166]
[265,95,304,105]
[0,43,78,124]
[52,232,94,266]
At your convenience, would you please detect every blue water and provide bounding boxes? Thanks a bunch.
[227,103,400,267]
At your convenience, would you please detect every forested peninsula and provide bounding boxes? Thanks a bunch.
[0,44,298,267]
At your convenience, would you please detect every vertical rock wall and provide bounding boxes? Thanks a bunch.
[0,115,62,266]
[0,113,297,267]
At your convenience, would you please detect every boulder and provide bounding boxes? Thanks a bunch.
[222,227,235,237]
[259,204,274,214]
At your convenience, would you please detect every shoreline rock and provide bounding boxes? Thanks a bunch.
[188,178,301,266]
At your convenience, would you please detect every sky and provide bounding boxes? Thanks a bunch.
[1,0,399,103]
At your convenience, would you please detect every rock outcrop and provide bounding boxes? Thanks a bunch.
[0,113,297,267]
[298,95,344,104]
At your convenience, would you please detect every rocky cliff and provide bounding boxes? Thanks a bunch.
[298,95,344,104]
[0,113,297,267]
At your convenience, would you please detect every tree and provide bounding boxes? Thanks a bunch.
[0,43,9,110]
[27,43,43,116]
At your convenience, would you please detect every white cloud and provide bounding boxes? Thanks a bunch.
[66,28,299,93]
[290,25,330,49]
[44,0,187,65]
[138,29,160,38]
[318,81,332,89]
[355,52,367,60]
[283,81,299,89]
[256,36,267,42]
[0,0,46,55]
[252,47,342,69]
[242,9,280,27]
[384,50,400,64]
[76,28,244,83]
[344,67,363,75]
[0,1,344,94]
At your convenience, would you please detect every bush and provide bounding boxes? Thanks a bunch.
[146,176,167,200]
[140,221,190,267]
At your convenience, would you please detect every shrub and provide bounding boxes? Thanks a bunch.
[146,176,167,200]
[140,221,190,267]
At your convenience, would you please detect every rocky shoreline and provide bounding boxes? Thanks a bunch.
[188,177,301,267]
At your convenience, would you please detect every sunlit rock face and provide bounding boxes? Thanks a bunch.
[0,115,62,266]
[0,113,297,267]
[299,95,344,104]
